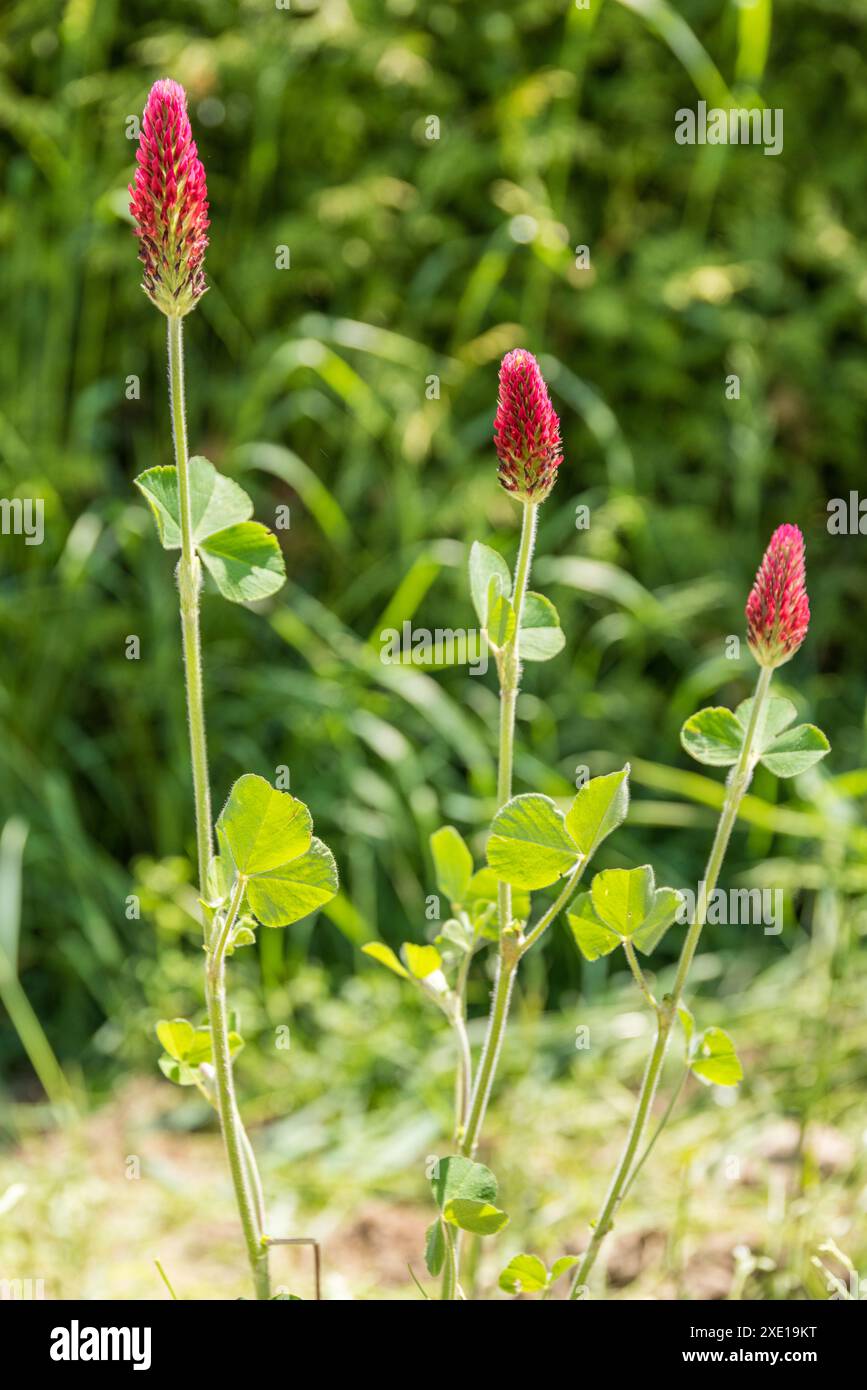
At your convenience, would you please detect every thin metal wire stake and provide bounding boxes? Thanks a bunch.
[267,1237,322,1301]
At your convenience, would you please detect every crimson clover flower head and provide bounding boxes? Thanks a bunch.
[746,524,811,668]
[493,349,562,504]
[129,79,209,318]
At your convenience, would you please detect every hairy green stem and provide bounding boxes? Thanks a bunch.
[452,1010,473,1144]
[460,946,518,1162]
[206,875,269,1299]
[495,500,538,935]
[441,1223,459,1301]
[439,943,473,1299]
[206,954,269,1299]
[241,1113,268,1235]
[168,317,212,913]
[446,502,575,1298]
[569,665,773,1297]
[620,1062,690,1204]
[458,501,538,1171]
[458,827,586,1173]
[167,316,270,1300]
[449,918,478,1144]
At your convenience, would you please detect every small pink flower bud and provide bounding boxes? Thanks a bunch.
[493,350,562,504]
[129,79,209,318]
[746,524,811,668]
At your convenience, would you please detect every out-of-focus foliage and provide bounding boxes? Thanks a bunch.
[0,0,864,1099]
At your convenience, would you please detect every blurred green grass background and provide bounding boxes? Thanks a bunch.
[0,0,865,1298]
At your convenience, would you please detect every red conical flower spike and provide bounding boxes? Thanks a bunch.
[493,350,562,504]
[746,524,811,668]
[129,79,209,318]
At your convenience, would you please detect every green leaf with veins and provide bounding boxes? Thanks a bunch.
[735,695,797,743]
[187,1028,244,1066]
[564,766,630,858]
[487,794,578,890]
[499,1253,549,1294]
[485,574,505,623]
[631,885,684,955]
[590,866,656,937]
[487,591,516,648]
[735,695,829,776]
[156,1019,243,1075]
[134,456,253,549]
[498,1251,576,1295]
[199,521,286,604]
[430,1154,498,1209]
[759,723,830,778]
[206,852,234,905]
[198,898,217,931]
[442,1198,510,1236]
[246,839,338,927]
[361,942,410,978]
[218,775,312,875]
[134,457,285,604]
[156,1018,197,1062]
[678,1005,696,1050]
[403,943,442,979]
[680,707,745,766]
[570,869,682,957]
[216,775,337,927]
[469,541,511,625]
[438,918,474,953]
[182,1029,216,1067]
[567,894,621,961]
[691,1027,743,1086]
[430,826,474,905]
[518,592,565,662]
[424,1219,446,1277]
[228,919,257,954]
[158,1055,199,1087]
[550,1256,579,1283]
